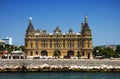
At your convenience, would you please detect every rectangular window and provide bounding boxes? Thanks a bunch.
[36,41,38,48]
[78,44,80,48]
[45,44,47,48]
[63,43,65,48]
[56,44,59,48]
[30,51,33,56]
[82,51,84,56]
[82,44,84,48]
[25,43,27,48]
[88,40,90,48]
[30,43,32,48]
[36,51,38,55]
[43,44,45,48]
[88,43,90,48]
[50,43,52,48]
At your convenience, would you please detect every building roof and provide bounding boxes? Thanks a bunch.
[0,40,5,43]
[27,17,34,31]
[11,51,24,54]
[82,23,90,31]
[81,16,91,31]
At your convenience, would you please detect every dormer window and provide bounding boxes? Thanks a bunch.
[53,26,62,34]
[68,28,73,34]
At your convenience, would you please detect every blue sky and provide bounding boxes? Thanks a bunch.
[0,0,120,46]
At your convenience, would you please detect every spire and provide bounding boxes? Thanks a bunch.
[27,17,34,31]
[54,26,61,33]
[69,28,73,32]
[29,17,32,24]
[84,16,88,23]
[81,16,90,32]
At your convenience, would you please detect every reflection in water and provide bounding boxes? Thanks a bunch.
[0,72,120,79]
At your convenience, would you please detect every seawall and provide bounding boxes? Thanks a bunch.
[0,59,120,72]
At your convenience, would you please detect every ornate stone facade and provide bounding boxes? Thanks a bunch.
[25,16,93,59]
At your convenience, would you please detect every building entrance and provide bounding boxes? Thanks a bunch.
[67,50,74,58]
[41,50,48,56]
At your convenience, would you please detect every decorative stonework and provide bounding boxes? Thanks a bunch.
[25,16,93,59]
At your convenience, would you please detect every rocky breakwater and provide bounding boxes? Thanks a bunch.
[0,59,120,72]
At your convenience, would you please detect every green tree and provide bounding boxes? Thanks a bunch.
[53,51,60,59]
[93,46,103,56]
[0,45,5,51]
[19,46,25,51]
[0,44,13,53]
[14,47,20,51]
[102,47,118,58]
[116,45,120,54]
[93,46,119,58]
[76,52,81,59]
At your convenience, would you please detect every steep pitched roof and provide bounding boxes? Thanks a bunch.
[82,16,91,31]
[82,23,90,31]
[27,17,34,31]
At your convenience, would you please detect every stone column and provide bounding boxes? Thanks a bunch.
[19,55,21,59]
[7,55,9,59]
[11,55,13,59]
[90,51,93,59]
[84,51,87,59]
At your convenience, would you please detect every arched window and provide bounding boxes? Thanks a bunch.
[36,41,38,48]
[50,43,52,48]
[63,43,65,48]
[30,51,33,56]
[30,41,33,48]
[78,44,80,48]
[36,51,38,55]
[41,50,48,56]
[88,40,90,48]
[67,50,74,58]
[82,51,84,56]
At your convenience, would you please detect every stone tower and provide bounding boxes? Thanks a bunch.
[81,16,93,59]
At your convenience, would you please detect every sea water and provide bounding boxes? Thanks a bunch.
[0,72,120,79]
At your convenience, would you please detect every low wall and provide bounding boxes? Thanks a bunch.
[0,59,120,72]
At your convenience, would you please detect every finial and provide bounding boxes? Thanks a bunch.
[29,16,32,23]
[84,16,88,23]
[56,25,59,29]
[29,17,32,20]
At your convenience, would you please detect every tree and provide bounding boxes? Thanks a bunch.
[0,45,5,51]
[19,46,25,52]
[77,52,81,59]
[93,46,119,58]
[53,51,60,59]
[0,44,13,53]
[14,46,20,51]
[102,47,118,58]
[116,45,120,54]
[93,46,103,56]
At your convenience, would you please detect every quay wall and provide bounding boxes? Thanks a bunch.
[0,59,120,67]
[0,59,120,72]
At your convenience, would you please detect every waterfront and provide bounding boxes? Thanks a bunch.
[0,72,120,79]
[0,59,120,72]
